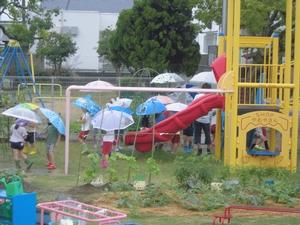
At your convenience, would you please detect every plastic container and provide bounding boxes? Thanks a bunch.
[6,180,24,197]
[0,201,12,219]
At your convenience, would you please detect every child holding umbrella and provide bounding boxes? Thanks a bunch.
[39,108,65,170]
[44,120,61,170]
[9,119,33,171]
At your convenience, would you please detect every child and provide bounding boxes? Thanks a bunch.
[9,120,33,171]
[194,83,213,155]
[170,131,180,153]
[141,115,150,130]
[183,123,194,153]
[100,130,115,169]
[250,127,269,150]
[24,122,37,155]
[77,108,91,154]
[45,121,60,170]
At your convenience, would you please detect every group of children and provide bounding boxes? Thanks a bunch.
[9,93,269,171]
[9,118,60,171]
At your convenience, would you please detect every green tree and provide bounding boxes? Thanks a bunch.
[111,0,201,76]
[97,28,123,76]
[192,0,285,36]
[0,0,58,49]
[36,32,77,75]
[192,0,286,62]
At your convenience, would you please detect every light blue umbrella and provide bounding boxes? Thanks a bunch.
[109,105,133,115]
[136,99,166,116]
[40,108,65,135]
[72,96,101,115]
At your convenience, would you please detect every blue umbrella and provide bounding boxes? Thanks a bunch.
[72,96,101,115]
[136,99,166,116]
[109,105,133,115]
[40,108,65,135]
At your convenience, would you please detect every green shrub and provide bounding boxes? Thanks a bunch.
[141,184,170,207]
[175,156,228,190]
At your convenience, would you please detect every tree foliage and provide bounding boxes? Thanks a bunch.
[0,0,58,48]
[99,0,201,76]
[97,28,122,75]
[193,0,286,36]
[36,32,77,75]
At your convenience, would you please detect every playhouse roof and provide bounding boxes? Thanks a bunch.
[41,0,133,13]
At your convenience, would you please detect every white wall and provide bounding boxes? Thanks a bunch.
[196,22,219,55]
[51,10,119,71]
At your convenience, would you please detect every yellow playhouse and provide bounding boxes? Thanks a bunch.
[214,0,300,171]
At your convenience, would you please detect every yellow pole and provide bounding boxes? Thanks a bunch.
[228,0,241,167]
[271,36,279,103]
[30,53,36,94]
[223,0,234,166]
[283,0,292,114]
[270,36,279,150]
[215,35,225,160]
[291,0,300,172]
[283,0,293,170]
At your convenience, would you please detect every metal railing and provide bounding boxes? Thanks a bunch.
[237,64,293,106]
[17,83,63,97]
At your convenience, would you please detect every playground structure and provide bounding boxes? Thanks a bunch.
[212,0,300,171]
[123,0,300,171]
[0,40,44,105]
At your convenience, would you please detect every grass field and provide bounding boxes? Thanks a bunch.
[1,138,300,225]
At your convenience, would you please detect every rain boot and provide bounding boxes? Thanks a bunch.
[183,146,188,153]
[100,160,108,169]
[15,160,21,169]
[25,159,33,171]
[23,146,30,154]
[29,146,37,155]
[188,144,193,153]
[197,148,202,156]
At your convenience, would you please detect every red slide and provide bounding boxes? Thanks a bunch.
[125,94,225,152]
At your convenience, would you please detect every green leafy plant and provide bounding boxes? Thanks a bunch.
[109,152,139,183]
[141,184,170,207]
[146,158,160,184]
[110,181,133,192]
[82,152,100,183]
[175,156,227,190]
[70,121,81,134]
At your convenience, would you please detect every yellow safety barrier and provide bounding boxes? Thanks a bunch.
[17,83,63,97]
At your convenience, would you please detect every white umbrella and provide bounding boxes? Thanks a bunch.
[150,73,185,84]
[91,108,134,131]
[2,106,41,123]
[189,71,217,86]
[81,80,114,92]
[112,97,133,108]
[166,102,188,112]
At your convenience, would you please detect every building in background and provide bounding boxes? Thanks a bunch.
[196,22,219,72]
[42,0,133,74]
[42,0,219,75]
